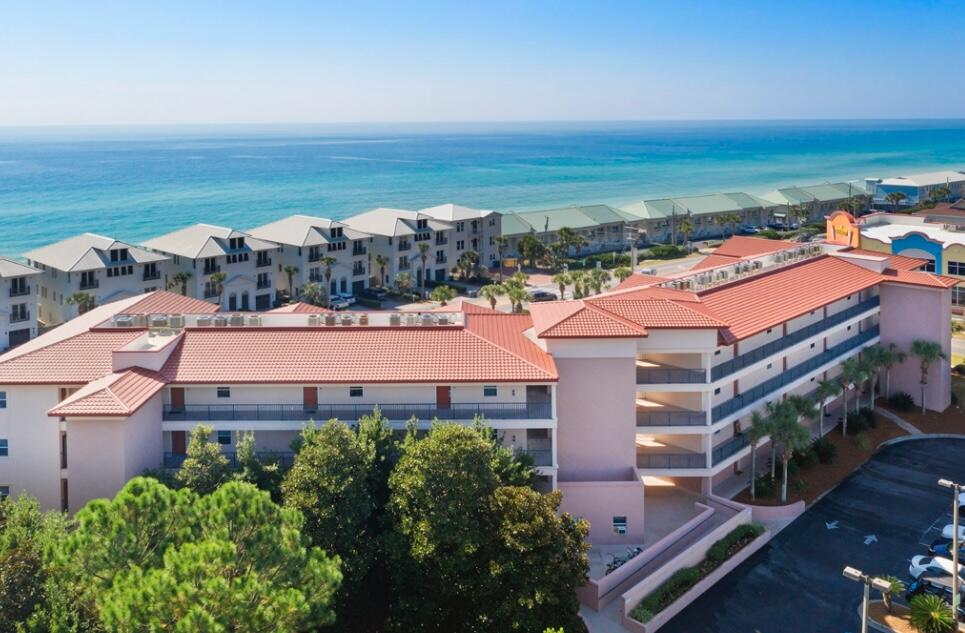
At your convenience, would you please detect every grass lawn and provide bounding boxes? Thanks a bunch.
[734,416,908,507]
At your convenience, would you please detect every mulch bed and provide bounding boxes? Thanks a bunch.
[734,417,908,507]
[876,376,965,436]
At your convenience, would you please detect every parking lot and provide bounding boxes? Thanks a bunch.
[660,438,965,633]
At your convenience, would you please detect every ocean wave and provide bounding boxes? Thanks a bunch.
[326,155,418,164]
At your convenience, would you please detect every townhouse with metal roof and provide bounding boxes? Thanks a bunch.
[142,224,279,311]
[621,192,782,243]
[420,204,503,268]
[342,208,456,287]
[0,258,40,351]
[760,181,865,224]
[865,170,965,208]
[26,233,172,326]
[247,215,372,297]
[500,204,633,258]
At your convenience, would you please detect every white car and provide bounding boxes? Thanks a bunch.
[338,292,357,306]
[942,524,965,541]
[330,296,351,311]
[910,555,965,581]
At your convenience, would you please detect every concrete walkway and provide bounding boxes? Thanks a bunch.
[875,406,923,435]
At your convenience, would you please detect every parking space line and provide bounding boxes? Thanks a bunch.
[918,512,953,547]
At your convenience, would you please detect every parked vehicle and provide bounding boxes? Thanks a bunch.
[929,538,965,559]
[942,525,965,541]
[738,225,760,235]
[909,555,965,581]
[359,287,388,300]
[338,292,357,306]
[330,296,351,310]
[528,290,557,302]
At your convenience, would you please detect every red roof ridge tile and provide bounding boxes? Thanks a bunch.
[463,313,557,380]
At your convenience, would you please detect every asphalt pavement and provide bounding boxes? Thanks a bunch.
[659,438,965,633]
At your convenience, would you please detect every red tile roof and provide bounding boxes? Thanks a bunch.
[698,256,884,342]
[688,254,741,271]
[841,248,926,271]
[158,321,557,384]
[124,291,220,315]
[0,330,145,384]
[590,297,728,329]
[268,302,332,313]
[529,301,648,338]
[429,298,498,313]
[880,269,960,289]
[712,236,798,259]
[612,273,669,291]
[48,368,167,417]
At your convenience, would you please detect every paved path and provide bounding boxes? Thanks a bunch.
[875,406,923,435]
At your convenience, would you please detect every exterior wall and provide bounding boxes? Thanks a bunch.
[558,478,646,545]
[0,385,63,509]
[162,251,276,311]
[891,233,944,271]
[879,283,952,412]
[0,275,38,351]
[66,396,164,512]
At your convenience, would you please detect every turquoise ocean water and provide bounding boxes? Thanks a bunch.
[1,120,964,257]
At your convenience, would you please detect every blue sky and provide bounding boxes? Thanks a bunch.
[1,0,963,125]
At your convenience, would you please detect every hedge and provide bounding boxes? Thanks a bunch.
[630,523,764,623]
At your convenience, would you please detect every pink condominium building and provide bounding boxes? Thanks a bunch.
[0,238,955,549]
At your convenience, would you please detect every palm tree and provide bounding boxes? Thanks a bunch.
[552,272,571,300]
[929,185,952,204]
[862,345,889,406]
[479,283,505,310]
[839,357,865,435]
[786,394,819,437]
[320,256,337,306]
[748,411,770,500]
[518,234,545,269]
[909,593,956,633]
[589,268,611,294]
[764,401,789,480]
[209,271,227,307]
[713,214,727,238]
[167,271,192,296]
[494,236,507,281]
[786,205,806,231]
[507,285,528,313]
[374,255,389,286]
[613,266,633,284]
[884,191,907,211]
[301,282,326,307]
[677,217,694,249]
[772,413,812,503]
[815,379,842,438]
[283,265,299,295]
[910,340,947,414]
[395,271,413,296]
[455,250,481,280]
[66,291,95,315]
[417,243,430,298]
[879,343,907,398]
[430,285,456,306]
[727,212,743,236]
[570,270,587,299]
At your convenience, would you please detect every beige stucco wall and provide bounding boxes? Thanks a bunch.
[558,478,646,545]
[0,385,63,509]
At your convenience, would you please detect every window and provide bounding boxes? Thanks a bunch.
[217,430,232,445]
[456,221,465,232]
[0,486,8,500]
[949,261,965,276]
[766,363,772,369]
[483,386,497,397]
[766,328,772,334]
[924,260,937,273]
[217,387,230,398]
[0,391,6,408]
[953,286,965,307]
[0,439,7,457]
[456,240,465,251]
[350,386,363,398]
[810,343,816,349]
[612,516,628,536]
[714,387,721,395]
[714,350,721,356]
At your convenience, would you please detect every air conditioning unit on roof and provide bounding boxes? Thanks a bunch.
[307,314,320,326]
[169,315,185,329]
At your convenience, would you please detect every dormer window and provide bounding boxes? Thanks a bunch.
[329,227,344,239]
[417,219,428,230]
[228,237,245,250]
[109,248,129,263]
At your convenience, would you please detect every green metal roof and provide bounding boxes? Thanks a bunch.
[499,212,535,236]
[761,182,862,205]
[723,192,782,210]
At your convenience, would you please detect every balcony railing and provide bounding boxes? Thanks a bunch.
[352,265,366,277]
[163,401,553,422]
[9,311,30,323]
[256,279,272,289]
[435,237,449,246]
[79,279,99,290]
[711,296,879,380]
[636,410,706,427]
[256,257,272,268]
[636,365,706,384]
[353,246,367,256]
[637,452,706,469]
[712,433,749,465]
[513,448,553,467]
[142,271,160,281]
[398,243,412,252]
[204,265,222,275]
[163,451,296,470]
[711,325,879,422]
[8,285,30,297]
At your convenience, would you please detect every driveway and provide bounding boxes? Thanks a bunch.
[659,438,965,633]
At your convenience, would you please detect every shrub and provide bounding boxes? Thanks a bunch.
[646,245,688,260]
[858,407,877,429]
[954,363,965,376]
[757,229,783,240]
[632,567,702,620]
[791,479,806,494]
[855,432,872,451]
[706,524,765,565]
[754,475,776,498]
[775,457,800,479]
[847,412,869,435]
[888,392,916,412]
[909,593,957,633]
[811,438,837,465]
[792,445,819,470]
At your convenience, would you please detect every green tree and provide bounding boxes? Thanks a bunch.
[455,250,481,280]
[884,191,908,211]
[479,282,506,310]
[209,271,227,306]
[879,343,907,398]
[507,285,528,313]
[555,226,587,259]
[0,495,71,631]
[785,394,818,437]
[375,254,390,286]
[417,243,431,298]
[589,267,611,294]
[570,270,587,299]
[816,379,842,437]
[175,424,230,495]
[282,421,376,631]
[167,271,192,296]
[909,593,956,633]
[234,432,283,502]
[771,410,811,503]
[494,235,508,281]
[552,272,571,300]
[43,477,340,633]
[613,266,633,284]
[65,291,95,315]
[395,271,413,296]
[747,411,770,500]
[910,339,947,414]
[321,256,338,306]
[301,281,328,307]
[677,217,694,247]
[929,185,952,204]
[430,284,457,306]
[875,575,905,614]
[518,234,546,269]
[839,358,866,435]
[283,265,299,295]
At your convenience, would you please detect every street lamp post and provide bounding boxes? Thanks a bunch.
[843,566,892,633]
[939,478,962,618]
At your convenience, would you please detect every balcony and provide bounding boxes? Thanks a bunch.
[8,285,30,298]
[164,450,296,470]
[711,296,879,380]
[142,270,160,281]
[435,237,449,246]
[163,401,554,422]
[203,290,220,299]
[636,362,706,384]
[398,243,412,252]
[352,265,366,277]
[711,325,879,422]
[79,279,99,290]
[9,311,30,323]
[636,407,705,427]
[204,265,222,276]
[514,447,553,467]
[353,246,367,257]
[256,280,272,290]
[637,452,705,469]
[435,257,448,265]
[256,257,272,268]
[712,433,749,466]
